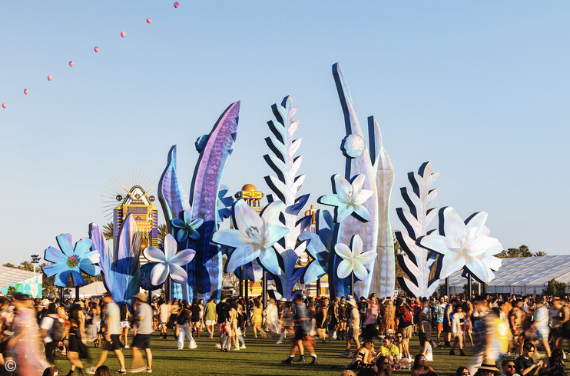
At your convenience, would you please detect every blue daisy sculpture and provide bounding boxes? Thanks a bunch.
[43,234,101,287]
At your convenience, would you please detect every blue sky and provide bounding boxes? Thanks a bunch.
[1,1,569,264]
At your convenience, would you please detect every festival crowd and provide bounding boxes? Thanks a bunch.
[1,290,570,376]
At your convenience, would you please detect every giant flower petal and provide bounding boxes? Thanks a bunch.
[143,234,196,285]
[419,207,503,283]
[43,234,101,287]
[319,174,373,223]
[334,234,376,282]
[171,210,204,243]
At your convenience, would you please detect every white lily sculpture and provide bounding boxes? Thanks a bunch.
[143,234,196,285]
[320,174,374,222]
[419,207,503,283]
[212,200,289,275]
[335,234,377,281]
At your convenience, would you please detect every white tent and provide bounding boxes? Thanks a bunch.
[78,281,108,298]
[444,255,570,296]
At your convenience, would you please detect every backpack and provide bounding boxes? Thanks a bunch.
[177,310,188,325]
[401,306,413,324]
[51,317,64,342]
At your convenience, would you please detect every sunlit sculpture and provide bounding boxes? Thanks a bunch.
[43,234,101,287]
[159,102,240,302]
[261,96,313,300]
[329,63,395,298]
[395,162,441,297]
[334,234,376,283]
[419,207,503,284]
[89,214,141,305]
[298,210,334,285]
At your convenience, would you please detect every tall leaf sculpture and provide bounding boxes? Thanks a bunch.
[89,214,141,305]
[395,162,441,297]
[330,63,395,298]
[263,96,312,300]
[159,102,240,303]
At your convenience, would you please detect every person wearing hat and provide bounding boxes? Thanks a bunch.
[87,293,126,374]
[127,292,153,373]
[475,359,500,376]
[343,296,361,357]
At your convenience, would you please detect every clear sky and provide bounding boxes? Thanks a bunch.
[1,1,569,265]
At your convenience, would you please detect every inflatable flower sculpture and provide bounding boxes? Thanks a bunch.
[319,174,374,222]
[335,234,377,281]
[171,210,204,243]
[298,231,329,284]
[419,207,503,283]
[143,234,196,285]
[43,234,101,287]
[212,200,288,275]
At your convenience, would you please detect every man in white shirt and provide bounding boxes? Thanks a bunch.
[129,293,153,373]
[159,300,171,339]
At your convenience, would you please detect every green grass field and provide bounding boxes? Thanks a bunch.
[50,331,512,375]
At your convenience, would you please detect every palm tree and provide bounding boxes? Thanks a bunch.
[102,223,114,240]
[157,224,168,248]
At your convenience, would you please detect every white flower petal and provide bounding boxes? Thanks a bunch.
[353,262,369,281]
[351,174,366,194]
[442,207,466,239]
[337,206,354,222]
[144,246,166,263]
[258,249,281,275]
[465,256,491,283]
[234,200,264,234]
[351,235,363,258]
[169,264,188,284]
[170,249,196,266]
[356,250,377,266]
[212,229,252,248]
[320,194,342,207]
[438,253,466,279]
[353,205,371,222]
[335,243,352,260]
[261,201,285,223]
[163,234,178,260]
[263,225,289,248]
[419,235,450,255]
[353,189,374,205]
[334,175,351,203]
[150,263,170,285]
[337,259,353,279]
[226,246,260,273]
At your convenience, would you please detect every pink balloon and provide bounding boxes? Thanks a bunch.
[47,75,52,81]
[69,61,74,67]
[120,31,126,38]
[24,89,28,95]
[147,18,152,24]
[94,46,99,53]
[1,103,6,109]
[174,2,179,8]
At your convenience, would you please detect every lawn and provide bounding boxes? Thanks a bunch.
[51,332,495,376]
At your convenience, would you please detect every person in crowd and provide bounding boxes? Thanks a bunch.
[378,335,400,365]
[474,359,500,376]
[395,298,413,360]
[443,299,454,347]
[501,359,520,376]
[40,303,64,365]
[216,296,232,352]
[457,367,471,376]
[277,301,294,345]
[119,303,129,349]
[190,299,202,338]
[345,296,361,356]
[264,299,280,339]
[282,295,318,365]
[531,298,551,357]
[87,293,126,374]
[463,299,474,347]
[540,348,567,376]
[170,300,180,340]
[204,297,217,339]
[251,300,265,338]
[434,297,446,346]
[177,302,196,350]
[94,365,111,376]
[375,355,393,376]
[410,354,437,376]
[62,304,89,376]
[315,297,330,344]
[419,298,432,342]
[362,295,379,341]
[419,332,433,362]
[515,342,542,376]
[198,299,205,333]
[128,293,154,373]
[331,297,341,340]
[7,293,49,375]
[450,304,466,356]
[348,339,375,370]
[338,297,349,341]
[158,299,170,339]
[236,301,247,349]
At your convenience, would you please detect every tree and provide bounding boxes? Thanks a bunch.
[2,263,15,268]
[495,245,547,258]
[102,223,114,240]
[543,279,568,296]
[157,224,168,248]
[6,286,16,297]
